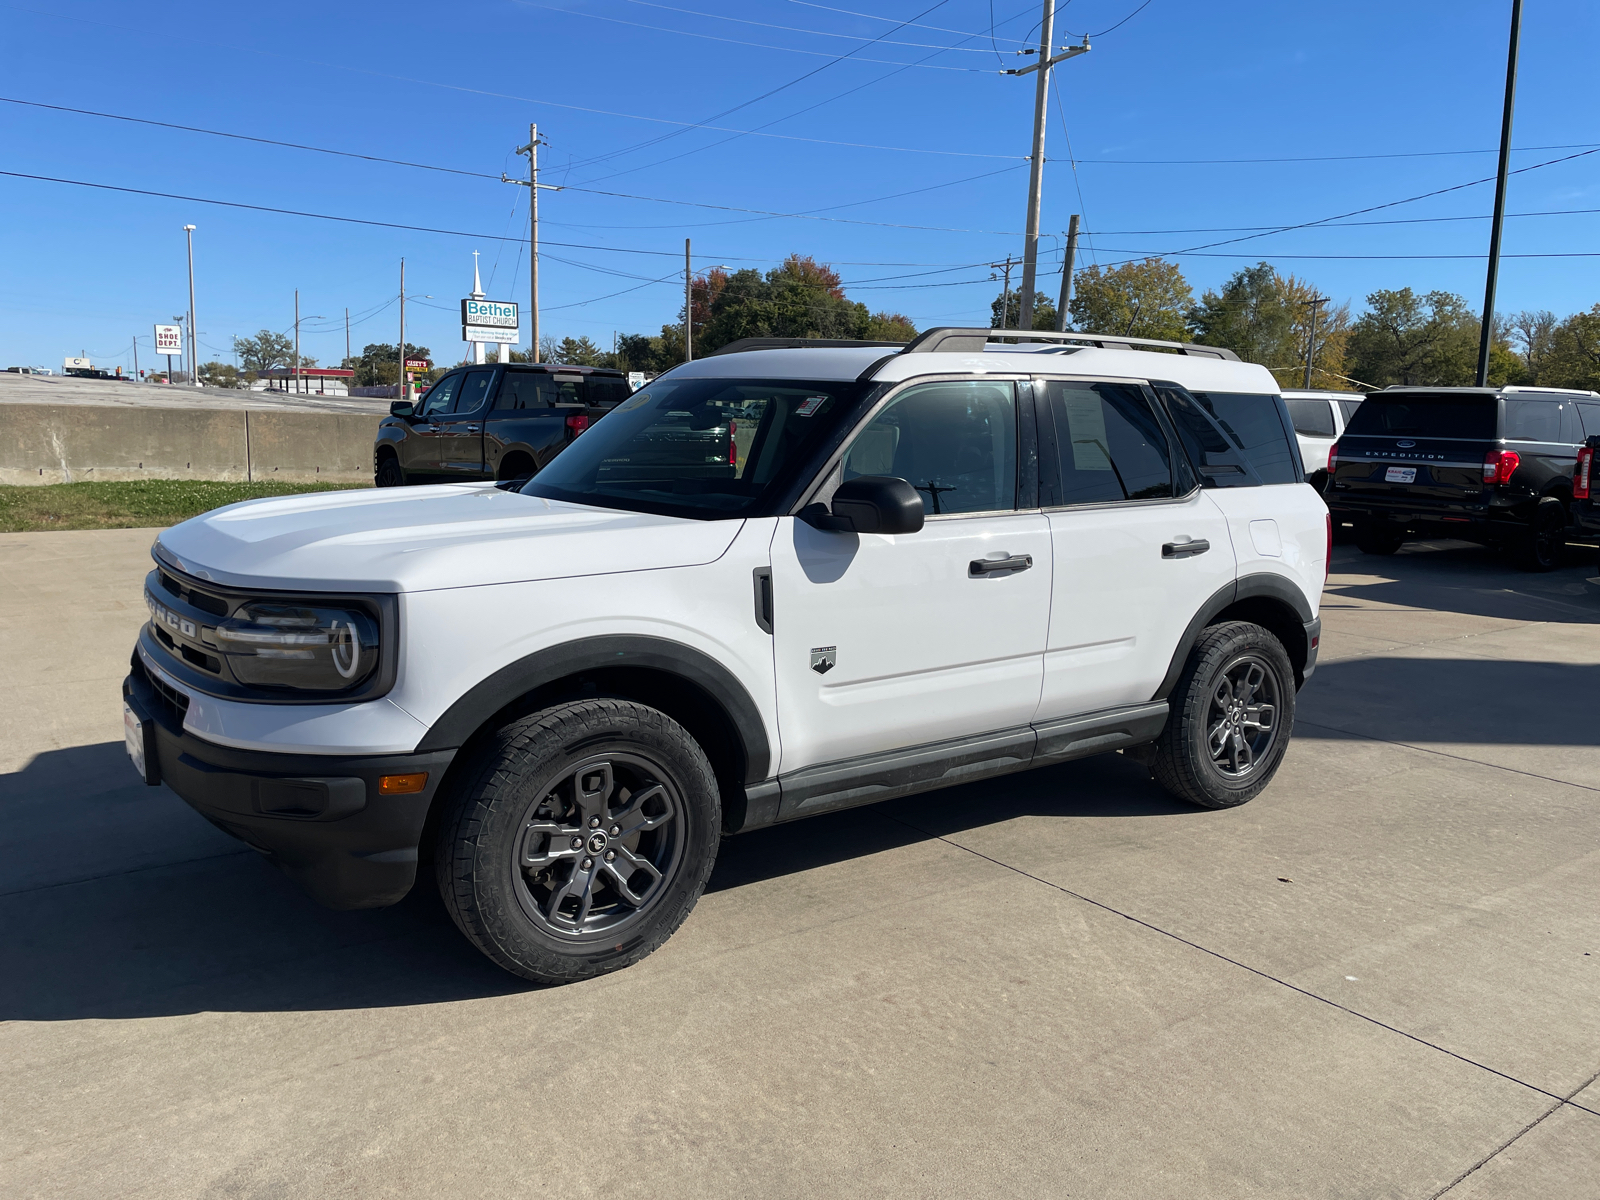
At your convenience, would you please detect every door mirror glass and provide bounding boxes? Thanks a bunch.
[804,475,925,535]
[389,401,415,418]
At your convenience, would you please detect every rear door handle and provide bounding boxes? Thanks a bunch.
[464,425,480,433]
[1162,539,1210,559]
[969,554,1033,576]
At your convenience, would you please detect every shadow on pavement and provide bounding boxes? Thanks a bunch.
[1327,541,1599,625]
[1297,656,1600,746]
[1,744,1186,1022]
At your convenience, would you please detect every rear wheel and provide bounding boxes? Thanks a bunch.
[1152,621,1296,810]
[1355,523,1402,556]
[435,699,720,984]
[375,454,405,488]
[1512,498,1566,572]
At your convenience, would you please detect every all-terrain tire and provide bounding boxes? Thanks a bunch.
[435,699,721,984]
[375,455,405,488]
[1151,621,1296,810]
[1512,498,1566,572]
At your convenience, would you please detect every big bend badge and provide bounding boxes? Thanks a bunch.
[809,646,836,675]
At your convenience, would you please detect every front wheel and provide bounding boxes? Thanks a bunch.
[1152,621,1296,810]
[435,699,721,984]
[375,455,405,488]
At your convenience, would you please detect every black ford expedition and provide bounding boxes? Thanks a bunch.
[374,363,632,487]
[1326,386,1600,570]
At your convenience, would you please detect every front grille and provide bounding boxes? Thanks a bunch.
[136,657,192,719]
[159,570,228,616]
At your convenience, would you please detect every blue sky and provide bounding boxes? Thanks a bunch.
[1,0,1596,374]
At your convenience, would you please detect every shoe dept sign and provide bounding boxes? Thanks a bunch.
[461,298,519,345]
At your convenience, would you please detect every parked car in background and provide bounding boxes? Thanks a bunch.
[374,362,632,487]
[1326,385,1600,570]
[1281,390,1363,487]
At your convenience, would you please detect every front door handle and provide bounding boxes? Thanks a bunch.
[969,554,1033,576]
[463,424,480,433]
[1162,538,1211,559]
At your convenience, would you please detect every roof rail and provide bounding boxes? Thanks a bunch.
[899,327,1241,361]
[707,337,908,357]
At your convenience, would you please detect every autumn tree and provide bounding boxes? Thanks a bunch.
[1346,289,1486,387]
[1187,263,1352,388]
[990,290,1057,331]
[1538,304,1600,391]
[1069,259,1192,342]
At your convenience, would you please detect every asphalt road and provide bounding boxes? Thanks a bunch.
[3,529,1598,1198]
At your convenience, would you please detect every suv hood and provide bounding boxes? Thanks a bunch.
[155,483,744,592]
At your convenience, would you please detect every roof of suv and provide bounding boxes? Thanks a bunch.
[1375,385,1600,399]
[669,330,1279,395]
[502,363,624,376]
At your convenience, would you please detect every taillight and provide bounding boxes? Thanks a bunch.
[1327,442,1340,473]
[1577,447,1594,500]
[1483,449,1520,485]
[1325,512,1332,583]
[565,413,590,435]
[728,419,737,467]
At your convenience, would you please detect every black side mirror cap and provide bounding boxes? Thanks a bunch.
[801,475,925,535]
[390,401,415,418]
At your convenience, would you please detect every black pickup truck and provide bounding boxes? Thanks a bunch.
[1574,434,1600,564]
[1326,385,1600,570]
[374,363,632,486]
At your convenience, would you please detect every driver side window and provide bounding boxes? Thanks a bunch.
[420,373,461,417]
[842,381,1017,516]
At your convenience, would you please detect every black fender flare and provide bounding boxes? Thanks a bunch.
[1152,572,1315,701]
[414,635,772,783]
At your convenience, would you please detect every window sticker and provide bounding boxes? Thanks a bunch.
[795,396,827,417]
[1062,393,1113,471]
[619,391,652,411]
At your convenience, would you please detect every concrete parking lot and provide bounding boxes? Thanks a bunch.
[3,527,1597,1198]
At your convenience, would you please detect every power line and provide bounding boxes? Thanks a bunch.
[612,0,1010,54]
[506,0,987,69]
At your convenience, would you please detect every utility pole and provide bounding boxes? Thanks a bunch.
[345,306,350,367]
[989,256,1017,329]
[1005,2,1089,331]
[398,258,406,404]
[1477,0,1522,387]
[1054,214,1080,332]
[183,224,199,385]
[1302,296,1328,389]
[132,335,139,383]
[294,289,300,395]
[504,124,560,363]
[684,238,694,361]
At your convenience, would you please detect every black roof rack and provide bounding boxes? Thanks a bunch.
[899,327,1240,361]
[707,337,908,357]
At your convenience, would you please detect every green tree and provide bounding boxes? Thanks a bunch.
[863,311,917,342]
[551,336,604,365]
[344,342,431,387]
[1508,310,1558,382]
[1538,304,1600,392]
[1187,263,1353,387]
[1069,259,1192,342]
[232,330,292,375]
[990,290,1057,331]
[1346,289,1481,387]
[199,361,241,389]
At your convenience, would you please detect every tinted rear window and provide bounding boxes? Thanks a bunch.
[589,378,633,407]
[1285,398,1335,437]
[1191,392,1301,484]
[1344,394,1495,440]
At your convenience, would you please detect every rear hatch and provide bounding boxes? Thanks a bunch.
[1330,392,1497,508]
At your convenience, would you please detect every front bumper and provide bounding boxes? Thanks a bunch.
[125,658,456,909]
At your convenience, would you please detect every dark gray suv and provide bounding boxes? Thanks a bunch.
[374,363,632,487]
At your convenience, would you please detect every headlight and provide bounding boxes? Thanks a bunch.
[213,601,380,691]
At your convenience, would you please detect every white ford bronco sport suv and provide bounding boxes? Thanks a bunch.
[124,329,1329,983]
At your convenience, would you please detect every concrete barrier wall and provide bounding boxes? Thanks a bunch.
[0,404,382,485]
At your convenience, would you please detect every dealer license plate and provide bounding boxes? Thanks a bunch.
[1385,466,1418,484]
[124,700,147,782]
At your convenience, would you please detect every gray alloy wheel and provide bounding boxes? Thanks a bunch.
[436,699,720,984]
[1152,620,1296,810]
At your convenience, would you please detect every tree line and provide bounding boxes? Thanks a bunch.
[1001,256,1600,393]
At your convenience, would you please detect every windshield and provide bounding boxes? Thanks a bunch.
[1344,394,1496,439]
[520,376,868,518]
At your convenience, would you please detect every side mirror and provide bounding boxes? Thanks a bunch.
[801,475,925,535]
[389,401,415,418]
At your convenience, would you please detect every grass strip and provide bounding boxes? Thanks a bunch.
[0,479,370,533]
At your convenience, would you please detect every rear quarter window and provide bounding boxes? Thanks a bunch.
[1285,398,1336,437]
[1503,399,1563,443]
[1344,395,1496,440]
[1191,392,1302,484]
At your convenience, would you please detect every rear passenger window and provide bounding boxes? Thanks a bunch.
[1285,398,1335,437]
[1578,402,1600,438]
[1191,392,1301,484]
[1041,381,1174,506]
[1504,400,1562,442]
[589,378,633,407]
[456,369,495,415]
[496,372,552,410]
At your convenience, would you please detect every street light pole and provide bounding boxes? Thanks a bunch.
[504,125,561,364]
[1477,0,1523,387]
[1303,296,1328,389]
[398,257,406,404]
[183,224,198,385]
[294,289,300,395]
[1006,3,1088,331]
